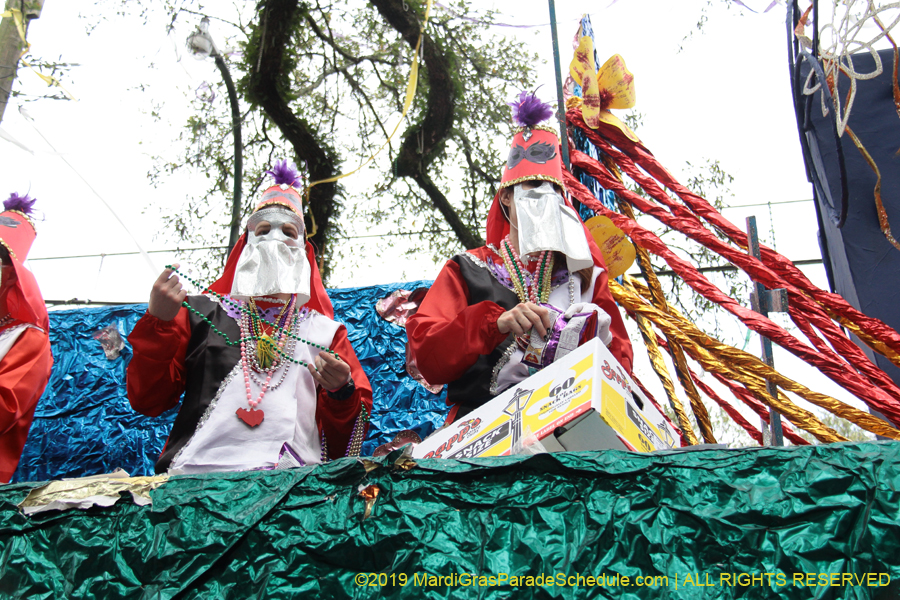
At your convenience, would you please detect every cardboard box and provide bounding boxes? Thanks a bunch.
[413,338,679,459]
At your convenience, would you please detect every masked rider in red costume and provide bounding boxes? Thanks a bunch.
[0,193,52,483]
[127,161,372,474]
[407,93,633,424]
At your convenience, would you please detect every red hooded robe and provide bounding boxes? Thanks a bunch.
[127,228,372,471]
[0,206,53,482]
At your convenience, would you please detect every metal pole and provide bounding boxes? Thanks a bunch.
[547,0,570,169]
[746,216,785,446]
[214,53,243,255]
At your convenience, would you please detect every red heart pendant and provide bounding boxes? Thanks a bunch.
[236,407,264,427]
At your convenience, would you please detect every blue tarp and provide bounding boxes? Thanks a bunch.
[13,282,448,482]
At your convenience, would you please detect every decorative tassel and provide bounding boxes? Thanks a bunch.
[509,90,553,128]
[256,334,277,370]
[4,193,36,215]
[265,159,303,188]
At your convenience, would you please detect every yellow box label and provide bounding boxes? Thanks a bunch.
[439,354,596,459]
[600,381,671,452]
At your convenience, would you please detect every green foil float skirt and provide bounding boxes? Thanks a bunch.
[2,442,899,599]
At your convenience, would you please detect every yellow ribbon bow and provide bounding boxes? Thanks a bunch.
[569,36,637,142]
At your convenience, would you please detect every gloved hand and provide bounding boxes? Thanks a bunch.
[564,302,613,346]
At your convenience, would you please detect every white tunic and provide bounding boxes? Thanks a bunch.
[169,311,340,474]
[0,323,29,361]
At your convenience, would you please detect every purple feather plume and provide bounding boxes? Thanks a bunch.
[265,159,303,187]
[4,193,36,215]
[509,91,553,128]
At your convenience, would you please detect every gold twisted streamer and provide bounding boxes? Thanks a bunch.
[621,278,831,441]
[633,313,699,445]
[613,280,845,442]
[825,305,900,369]
[617,200,715,443]
[618,278,900,441]
[627,278,875,430]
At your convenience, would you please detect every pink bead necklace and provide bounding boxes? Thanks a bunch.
[235,299,297,428]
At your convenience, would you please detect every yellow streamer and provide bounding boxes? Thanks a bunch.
[826,306,900,369]
[304,0,433,237]
[617,199,714,443]
[633,313,699,445]
[618,278,900,441]
[0,9,76,101]
[1,8,26,42]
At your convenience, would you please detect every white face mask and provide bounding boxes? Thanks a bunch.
[513,181,593,272]
[230,209,311,302]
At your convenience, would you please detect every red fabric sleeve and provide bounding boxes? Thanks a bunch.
[126,308,191,417]
[590,266,634,374]
[0,326,52,482]
[316,324,373,460]
[406,259,509,385]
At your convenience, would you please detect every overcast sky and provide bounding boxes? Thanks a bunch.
[0,0,887,443]
[0,0,816,297]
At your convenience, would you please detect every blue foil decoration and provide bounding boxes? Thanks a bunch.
[13,305,179,483]
[329,281,448,456]
[570,14,620,220]
[12,282,448,483]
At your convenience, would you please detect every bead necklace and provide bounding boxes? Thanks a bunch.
[246,309,312,393]
[0,314,13,329]
[166,265,339,365]
[246,320,294,373]
[318,404,371,462]
[236,302,303,427]
[498,235,554,304]
[253,296,289,304]
[237,333,274,427]
[249,294,296,370]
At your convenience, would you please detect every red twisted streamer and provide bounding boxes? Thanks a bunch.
[563,168,900,427]
[572,144,900,414]
[569,137,900,413]
[568,108,900,358]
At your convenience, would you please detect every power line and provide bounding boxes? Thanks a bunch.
[336,229,455,240]
[27,230,459,262]
[27,246,228,262]
[629,258,823,278]
[722,199,813,209]
[46,299,142,307]
[26,199,817,264]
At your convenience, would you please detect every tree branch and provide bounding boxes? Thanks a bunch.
[304,11,397,67]
[369,0,483,248]
[411,168,483,249]
[246,0,341,276]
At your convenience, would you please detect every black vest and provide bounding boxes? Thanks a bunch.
[447,254,520,418]
[155,296,241,473]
